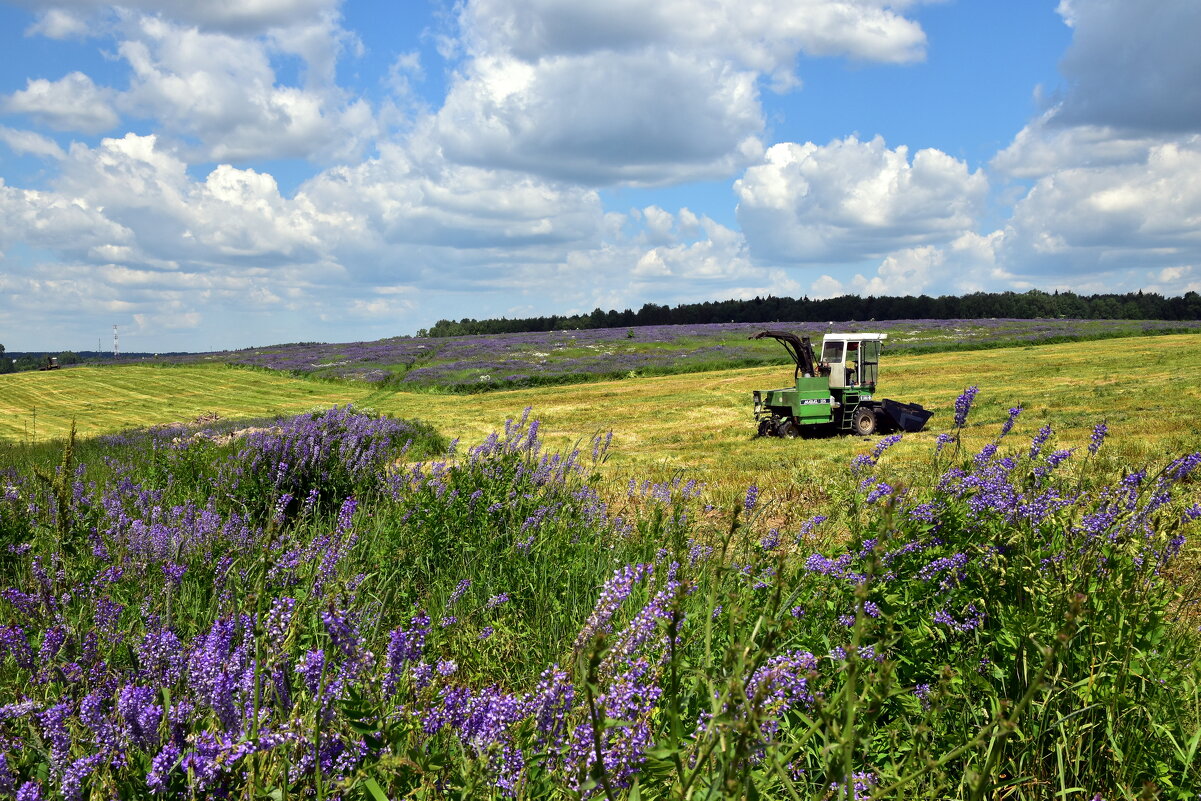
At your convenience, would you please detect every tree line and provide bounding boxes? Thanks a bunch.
[422,289,1201,338]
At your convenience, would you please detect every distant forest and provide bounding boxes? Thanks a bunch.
[424,289,1201,338]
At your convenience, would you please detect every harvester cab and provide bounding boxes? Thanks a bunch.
[750,330,932,438]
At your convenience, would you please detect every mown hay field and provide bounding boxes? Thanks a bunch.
[4,334,1201,511]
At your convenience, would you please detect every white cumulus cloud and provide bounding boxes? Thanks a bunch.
[1002,136,1201,275]
[434,0,930,186]
[19,0,342,36]
[115,15,374,163]
[2,72,119,134]
[462,0,927,73]
[735,135,987,263]
[435,50,764,185]
[0,126,67,160]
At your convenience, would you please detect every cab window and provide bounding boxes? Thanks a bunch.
[822,341,845,363]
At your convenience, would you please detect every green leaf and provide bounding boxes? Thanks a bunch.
[363,777,391,801]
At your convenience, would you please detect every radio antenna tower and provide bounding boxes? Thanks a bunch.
[113,324,119,358]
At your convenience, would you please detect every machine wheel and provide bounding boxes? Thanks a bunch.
[757,418,775,438]
[852,406,877,437]
[778,419,801,439]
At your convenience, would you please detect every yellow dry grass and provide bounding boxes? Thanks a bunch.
[3,335,1201,514]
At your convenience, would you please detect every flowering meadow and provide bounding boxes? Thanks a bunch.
[163,318,1201,391]
[1,394,1200,799]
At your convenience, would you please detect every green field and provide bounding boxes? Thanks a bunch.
[5,335,1200,511]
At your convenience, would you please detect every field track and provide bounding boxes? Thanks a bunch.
[4,334,1201,506]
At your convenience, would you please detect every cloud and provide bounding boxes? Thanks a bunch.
[52,133,339,267]
[463,0,928,73]
[25,8,90,39]
[0,178,132,258]
[1054,0,1201,134]
[2,72,119,134]
[19,0,342,36]
[435,50,764,185]
[492,205,805,316]
[0,126,66,160]
[115,15,374,163]
[734,135,987,263]
[1000,135,1201,275]
[990,111,1168,179]
[299,138,605,277]
[433,0,929,186]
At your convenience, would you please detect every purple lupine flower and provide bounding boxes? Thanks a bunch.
[934,433,954,453]
[953,385,979,428]
[865,483,893,503]
[486,593,510,609]
[38,702,73,769]
[297,649,326,694]
[1000,406,1022,437]
[146,743,182,793]
[973,442,998,466]
[0,626,35,671]
[1089,421,1108,455]
[137,628,185,684]
[830,770,878,801]
[0,753,14,796]
[117,684,163,751]
[872,433,902,459]
[162,562,187,587]
[16,782,43,801]
[478,626,494,640]
[932,604,984,632]
[447,578,471,607]
[1168,452,1201,480]
[336,496,357,533]
[1029,423,1053,459]
[37,626,67,665]
[383,612,430,697]
[795,514,827,544]
[573,563,654,651]
[743,484,759,512]
[744,649,819,743]
[264,597,297,651]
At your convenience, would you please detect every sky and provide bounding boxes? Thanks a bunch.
[1,1,1200,353]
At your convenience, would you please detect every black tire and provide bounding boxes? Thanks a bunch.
[853,406,877,436]
[778,419,801,439]
[757,418,775,438]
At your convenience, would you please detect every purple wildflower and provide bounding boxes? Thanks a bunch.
[744,484,759,512]
[1000,406,1022,436]
[953,385,979,428]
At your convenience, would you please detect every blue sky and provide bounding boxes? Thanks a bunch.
[1,0,1198,352]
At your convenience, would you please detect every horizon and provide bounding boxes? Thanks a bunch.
[2,0,1200,352]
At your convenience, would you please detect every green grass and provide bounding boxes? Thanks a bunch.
[1,382,1198,798]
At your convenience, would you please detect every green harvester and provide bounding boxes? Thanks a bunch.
[750,330,933,438]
